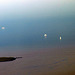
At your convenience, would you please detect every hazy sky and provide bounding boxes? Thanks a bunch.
[0,0,75,47]
[0,0,75,20]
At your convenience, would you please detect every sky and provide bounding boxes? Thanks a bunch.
[0,0,75,48]
[0,0,75,19]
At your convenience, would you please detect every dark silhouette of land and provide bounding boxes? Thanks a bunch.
[0,57,22,62]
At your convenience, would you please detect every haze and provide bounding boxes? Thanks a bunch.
[0,0,75,48]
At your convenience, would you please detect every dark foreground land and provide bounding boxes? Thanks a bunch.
[0,57,22,62]
[0,45,75,75]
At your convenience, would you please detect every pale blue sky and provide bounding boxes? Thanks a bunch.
[0,0,75,47]
[0,0,75,20]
